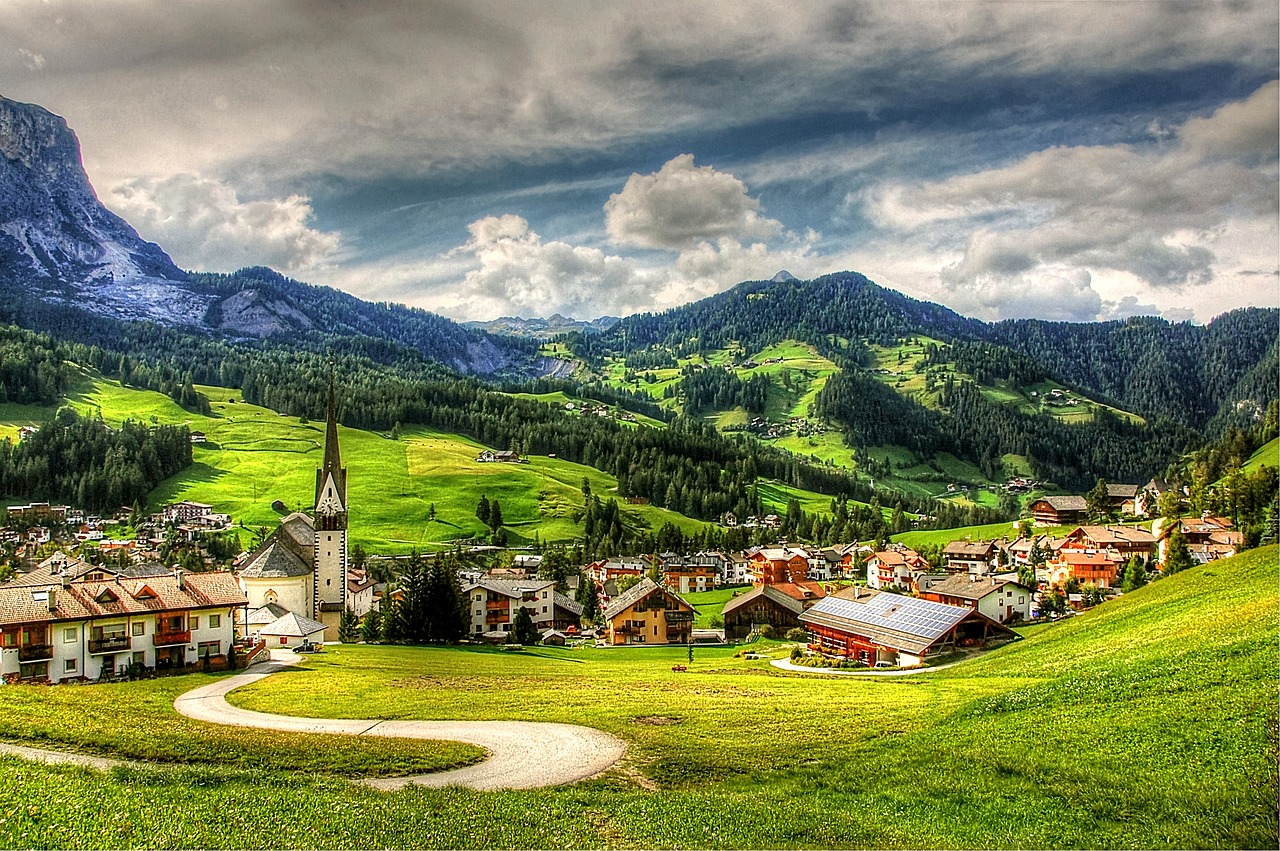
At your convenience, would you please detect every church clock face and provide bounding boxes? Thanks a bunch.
[316,476,344,516]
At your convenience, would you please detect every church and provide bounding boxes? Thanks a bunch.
[237,380,349,636]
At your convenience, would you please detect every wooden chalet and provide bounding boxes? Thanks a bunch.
[1049,550,1124,588]
[722,584,823,641]
[942,540,997,573]
[1060,525,1156,560]
[798,593,1015,667]
[601,578,694,646]
[1029,495,1088,525]
[1156,516,1242,564]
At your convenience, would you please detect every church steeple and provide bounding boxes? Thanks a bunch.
[314,375,347,530]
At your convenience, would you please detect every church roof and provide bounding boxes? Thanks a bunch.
[260,611,327,637]
[245,602,291,624]
[238,540,312,578]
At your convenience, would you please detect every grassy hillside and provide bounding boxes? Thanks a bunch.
[4,374,848,553]
[0,546,1272,848]
[1242,436,1279,473]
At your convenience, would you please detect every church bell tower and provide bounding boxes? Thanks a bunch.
[313,376,348,628]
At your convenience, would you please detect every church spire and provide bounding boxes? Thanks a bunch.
[314,372,347,529]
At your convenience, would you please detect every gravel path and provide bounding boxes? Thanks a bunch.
[172,650,627,791]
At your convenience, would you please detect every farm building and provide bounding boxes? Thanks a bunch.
[1029,495,1088,525]
[798,592,1015,668]
[722,584,812,641]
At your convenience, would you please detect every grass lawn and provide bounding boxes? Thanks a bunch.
[680,585,745,626]
[2,547,1273,848]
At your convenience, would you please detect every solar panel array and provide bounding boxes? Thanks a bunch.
[808,593,968,640]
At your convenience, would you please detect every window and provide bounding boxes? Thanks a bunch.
[64,658,77,673]
[132,622,145,636]
[190,616,199,630]
[542,606,547,613]
[63,628,76,643]
[209,615,221,629]
[1019,596,1026,605]
[280,636,288,645]
[474,594,482,602]
[198,641,219,657]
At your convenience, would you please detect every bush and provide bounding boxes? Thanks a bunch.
[790,647,802,661]
[758,624,776,639]
[785,627,808,641]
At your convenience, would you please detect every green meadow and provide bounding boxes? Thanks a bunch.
[1242,436,1279,474]
[1,373,850,552]
[0,546,1273,848]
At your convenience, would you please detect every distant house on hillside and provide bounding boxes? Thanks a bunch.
[475,449,521,463]
[942,540,997,573]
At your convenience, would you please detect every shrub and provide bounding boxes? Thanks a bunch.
[758,624,776,639]
[785,627,807,641]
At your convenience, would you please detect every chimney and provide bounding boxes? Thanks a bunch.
[47,587,57,612]
[174,567,184,590]
[60,570,69,588]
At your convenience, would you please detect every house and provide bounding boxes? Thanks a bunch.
[551,593,583,631]
[1060,525,1156,560]
[1049,550,1125,588]
[16,426,38,441]
[1155,516,1242,564]
[1105,483,1142,515]
[345,568,380,618]
[942,540,997,573]
[1135,478,1181,518]
[798,593,1016,667]
[601,578,694,646]
[662,562,715,594]
[476,449,521,463]
[463,578,557,637]
[5,503,68,525]
[1029,495,1088,525]
[258,611,327,649]
[0,563,246,683]
[865,547,930,590]
[747,547,811,584]
[189,431,207,444]
[722,584,816,641]
[163,501,213,524]
[916,574,1033,624]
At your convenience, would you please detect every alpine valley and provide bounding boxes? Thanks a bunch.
[0,91,1275,552]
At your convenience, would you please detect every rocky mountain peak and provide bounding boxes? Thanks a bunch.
[0,94,205,324]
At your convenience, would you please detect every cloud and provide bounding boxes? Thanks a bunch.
[17,48,43,71]
[864,81,1279,319]
[604,154,782,249]
[107,173,340,273]
[435,214,659,319]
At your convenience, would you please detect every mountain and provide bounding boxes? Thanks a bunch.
[462,313,620,339]
[0,95,533,375]
[0,95,209,325]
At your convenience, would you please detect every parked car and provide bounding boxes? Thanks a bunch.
[294,640,321,653]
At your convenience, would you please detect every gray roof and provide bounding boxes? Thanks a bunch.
[259,611,327,637]
[464,578,555,598]
[1106,483,1140,499]
[917,574,1028,601]
[245,602,291,624]
[1037,495,1088,512]
[238,512,315,579]
[603,578,691,620]
[553,592,583,616]
[800,593,981,655]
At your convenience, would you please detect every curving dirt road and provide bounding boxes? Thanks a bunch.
[172,650,627,791]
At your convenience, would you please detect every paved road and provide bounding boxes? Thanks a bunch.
[172,651,627,791]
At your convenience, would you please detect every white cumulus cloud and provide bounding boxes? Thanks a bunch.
[106,173,341,274]
[605,154,783,249]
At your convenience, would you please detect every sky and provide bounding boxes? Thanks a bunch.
[2,0,1278,324]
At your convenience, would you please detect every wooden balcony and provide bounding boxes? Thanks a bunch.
[88,635,131,654]
[18,643,53,662]
[663,610,694,623]
[153,629,190,647]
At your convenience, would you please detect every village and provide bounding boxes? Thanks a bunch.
[0,389,1246,686]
